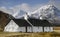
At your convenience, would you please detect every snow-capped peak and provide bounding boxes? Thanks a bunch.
[39,5,55,10]
[29,4,60,24]
[29,5,55,19]
[12,4,56,20]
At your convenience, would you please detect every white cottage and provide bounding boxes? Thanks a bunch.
[4,18,54,32]
[4,20,20,32]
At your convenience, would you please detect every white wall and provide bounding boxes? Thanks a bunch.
[33,26,43,32]
[4,23,53,32]
[18,27,26,32]
[27,26,53,32]
[27,26,32,32]
[27,26,43,32]
[44,27,53,32]
[17,26,43,32]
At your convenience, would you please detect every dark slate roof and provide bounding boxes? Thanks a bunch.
[13,17,53,26]
[5,15,59,27]
[0,11,59,27]
[13,19,31,26]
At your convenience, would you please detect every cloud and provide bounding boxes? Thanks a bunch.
[10,3,32,17]
[11,4,35,17]
[0,6,12,15]
[10,5,21,17]
[48,0,60,10]
[0,3,31,18]
[20,3,31,12]
[10,3,46,17]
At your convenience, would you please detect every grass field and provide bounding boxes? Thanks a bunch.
[0,32,60,37]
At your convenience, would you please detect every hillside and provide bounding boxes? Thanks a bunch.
[0,11,10,31]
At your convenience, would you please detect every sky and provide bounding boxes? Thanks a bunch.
[0,0,50,16]
[0,0,49,7]
[0,0,60,9]
[0,0,60,17]
[0,0,60,12]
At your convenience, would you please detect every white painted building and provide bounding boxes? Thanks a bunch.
[4,20,20,32]
[4,22,53,32]
[4,19,53,32]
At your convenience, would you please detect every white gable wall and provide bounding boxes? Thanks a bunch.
[4,20,20,32]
